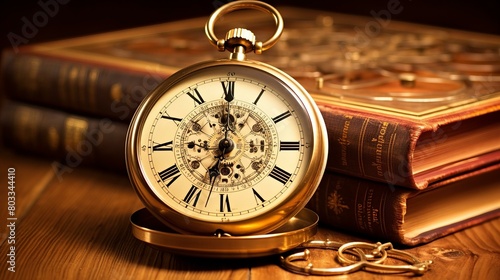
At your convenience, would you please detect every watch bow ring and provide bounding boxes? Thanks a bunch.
[205,0,284,54]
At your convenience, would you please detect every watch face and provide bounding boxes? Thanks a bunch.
[127,60,327,235]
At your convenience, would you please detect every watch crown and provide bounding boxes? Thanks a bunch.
[224,28,261,54]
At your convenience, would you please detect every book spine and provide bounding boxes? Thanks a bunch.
[306,171,408,244]
[1,51,167,122]
[319,103,420,188]
[0,100,128,179]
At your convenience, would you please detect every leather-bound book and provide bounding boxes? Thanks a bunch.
[306,163,500,246]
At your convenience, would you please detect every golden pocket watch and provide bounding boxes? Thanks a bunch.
[125,1,328,257]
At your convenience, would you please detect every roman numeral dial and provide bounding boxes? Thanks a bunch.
[183,185,202,207]
[186,88,205,105]
[221,81,235,102]
[153,141,173,151]
[269,166,292,185]
[158,164,181,187]
[280,141,300,151]
[272,110,292,123]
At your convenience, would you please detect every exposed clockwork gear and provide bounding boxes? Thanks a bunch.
[177,100,278,191]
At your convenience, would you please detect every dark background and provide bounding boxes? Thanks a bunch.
[1,0,499,51]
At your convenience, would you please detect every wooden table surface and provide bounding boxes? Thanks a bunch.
[1,149,499,280]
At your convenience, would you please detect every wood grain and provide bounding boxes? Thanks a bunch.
[0,150,498,279]
[0,150,54,242]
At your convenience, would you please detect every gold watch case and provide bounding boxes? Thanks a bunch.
[125,1,328,247]
[126,58,328,235]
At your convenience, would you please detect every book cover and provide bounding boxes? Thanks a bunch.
[306,162,500,246]
[312,91,500,189]
[1,6,499,188]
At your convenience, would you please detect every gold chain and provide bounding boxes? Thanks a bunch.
[280,239,433,276]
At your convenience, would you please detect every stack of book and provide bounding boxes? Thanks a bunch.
[1,6,499,246]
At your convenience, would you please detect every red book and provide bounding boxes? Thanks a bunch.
[307,163,500,246]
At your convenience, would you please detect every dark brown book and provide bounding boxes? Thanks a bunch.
[0,99,128,178]
[0,51,171,123]
[1,6,500,188]
[306,163,500,246]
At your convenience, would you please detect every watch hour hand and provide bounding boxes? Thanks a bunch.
[205,157,221,207]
